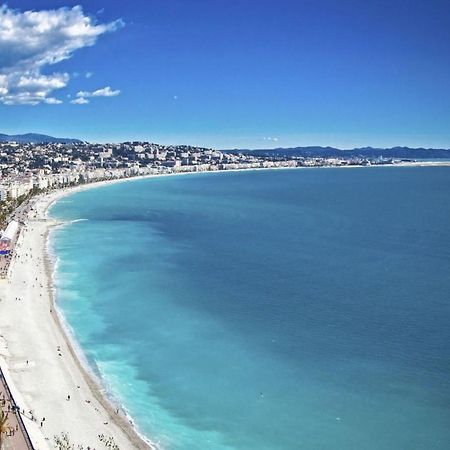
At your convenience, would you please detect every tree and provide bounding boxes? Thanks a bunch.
[0,410,9,450]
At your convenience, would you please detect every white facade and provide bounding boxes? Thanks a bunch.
[0,186,7,201]
[7,179,33,199]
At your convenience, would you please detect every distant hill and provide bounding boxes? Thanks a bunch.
[0,132,83,144]
[224,146,450,159]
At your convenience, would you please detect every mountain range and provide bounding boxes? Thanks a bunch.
[225,146,450,159]
[0,132,83,144]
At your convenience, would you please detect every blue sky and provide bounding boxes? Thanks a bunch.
[1,0,449,148]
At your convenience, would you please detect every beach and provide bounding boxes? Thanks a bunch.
[0,183,156,450]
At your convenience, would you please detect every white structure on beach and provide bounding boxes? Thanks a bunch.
[1,220,19,242]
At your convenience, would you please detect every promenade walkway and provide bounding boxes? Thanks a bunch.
[0,366,34,450]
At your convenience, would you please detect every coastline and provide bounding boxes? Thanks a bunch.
[0,181,158,449]
[0,161,449,449]
[45,194,158,450]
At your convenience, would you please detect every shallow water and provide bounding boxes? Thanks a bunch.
[50,167,450,450]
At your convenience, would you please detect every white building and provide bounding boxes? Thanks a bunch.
[0,186,7,201]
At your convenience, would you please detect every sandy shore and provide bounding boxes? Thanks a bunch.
[0,181,157,450]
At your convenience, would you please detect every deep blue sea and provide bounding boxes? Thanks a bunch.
[49,167,450,450]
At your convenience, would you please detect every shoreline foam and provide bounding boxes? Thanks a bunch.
[46,219,157,449]
[45,187,159,449]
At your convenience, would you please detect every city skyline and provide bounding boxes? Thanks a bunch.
[1,0,450,149]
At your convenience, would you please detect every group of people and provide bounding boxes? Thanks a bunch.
[0,381,23,439]
[98,433,120,449]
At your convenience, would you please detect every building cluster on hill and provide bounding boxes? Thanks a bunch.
[0,140,395,202]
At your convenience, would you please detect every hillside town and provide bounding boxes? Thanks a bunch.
[0,140,397,204]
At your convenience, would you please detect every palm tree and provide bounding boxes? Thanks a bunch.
[0,409,8,450]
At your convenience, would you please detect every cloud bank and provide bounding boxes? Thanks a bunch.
[0,5,123,105]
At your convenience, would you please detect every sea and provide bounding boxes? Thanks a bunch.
[49,167,450,450]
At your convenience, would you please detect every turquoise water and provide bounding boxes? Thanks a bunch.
[50,168,450,450]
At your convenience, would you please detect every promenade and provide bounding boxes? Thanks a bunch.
[0,366,34,450]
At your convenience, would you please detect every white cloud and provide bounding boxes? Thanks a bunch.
[263,137,279,142]
[76,85,121,99]
[0,74,7,95]
[1,92,46,106]
[92,86,120,96]
[45,97,63,105]
[71,97,89,105]
[85,71,93,79]
[16,73,69,91]
[0,5,123,105]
